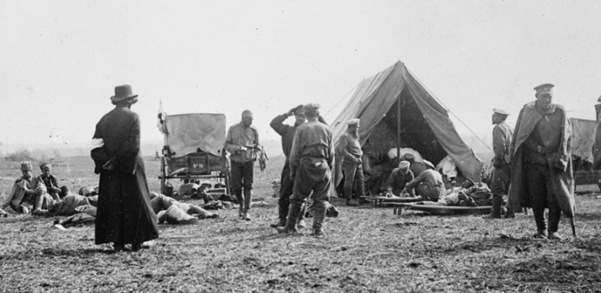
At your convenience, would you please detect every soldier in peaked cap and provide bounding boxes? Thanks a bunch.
[277,103,334,237]
[338,118,366,206]
[507,83,575,240]
[91,85,159,251]
[483,108,514,219]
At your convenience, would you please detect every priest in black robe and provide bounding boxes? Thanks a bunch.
[91,85,159,252]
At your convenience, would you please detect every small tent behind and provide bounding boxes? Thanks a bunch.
[331,61,483,188]
[570,117,595,164]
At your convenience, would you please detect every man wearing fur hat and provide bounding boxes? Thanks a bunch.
[269,105,308,228]
[277,103,333,236]
[1,162,47,214]
[338,118,365,206]
[508,84,575,240]
[484,109,514,219]
[385,160,415,197]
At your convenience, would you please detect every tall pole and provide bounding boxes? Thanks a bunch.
[397,94,401,160]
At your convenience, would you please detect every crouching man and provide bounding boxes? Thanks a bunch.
[402,163,445,202]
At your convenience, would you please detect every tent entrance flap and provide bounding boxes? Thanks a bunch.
[364,88,447,164]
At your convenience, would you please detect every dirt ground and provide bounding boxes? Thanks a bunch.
[1,156,601,292]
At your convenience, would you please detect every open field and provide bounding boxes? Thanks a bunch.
[1,156,601,292]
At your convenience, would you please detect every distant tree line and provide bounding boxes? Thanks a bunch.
[4,148,62,162]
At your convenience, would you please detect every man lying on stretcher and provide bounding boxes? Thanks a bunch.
[411,179,492,206]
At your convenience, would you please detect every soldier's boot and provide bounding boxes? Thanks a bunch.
[238,204,244,219]
[270,202,288,228]
[547,208,562,240]
[483,194,503,219]
[277,202,302,234]
[311,200,327,237]
[533,208,548,238]
[243,189,252,221]
[297,203,307,229]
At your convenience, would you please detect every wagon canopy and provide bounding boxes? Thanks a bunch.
[164,113,226,158]
[330,61,483,186]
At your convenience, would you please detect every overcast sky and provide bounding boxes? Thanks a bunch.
[1,0,600,151]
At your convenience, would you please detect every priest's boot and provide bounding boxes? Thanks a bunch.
[311,200,327,237]
[277,202,302,234]
[547,208,562,240]
[533,208,547,238]
[483,194,503,219]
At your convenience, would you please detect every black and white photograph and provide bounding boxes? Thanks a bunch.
[1,1,600,292]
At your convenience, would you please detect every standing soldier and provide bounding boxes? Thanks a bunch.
[277,103,333,237]
[225,110,267,221]
[508,84,575,240]
[339,118,365,206]
[269,105,307,229]
[484,109,513,218]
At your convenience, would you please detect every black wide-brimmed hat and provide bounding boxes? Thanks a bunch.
[110,85,138,102]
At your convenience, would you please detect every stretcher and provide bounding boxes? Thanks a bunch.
[391,202,492,216]
[369,196,423,207]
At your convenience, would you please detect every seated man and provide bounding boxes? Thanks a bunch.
[403,166,445,202]
[385,161,415,197]
[1,162,51,214]
[37,162,62,201]
[149,192,219,225]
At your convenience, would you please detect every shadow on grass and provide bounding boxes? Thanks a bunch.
[164,232,285,247]
[0,215,57,224]
[40,247,120,256]
[575,212,601,222]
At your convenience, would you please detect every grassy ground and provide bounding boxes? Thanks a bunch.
[1,157,601,292]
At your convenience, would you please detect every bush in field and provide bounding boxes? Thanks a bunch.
[5,148,62,162]
[5,149,33,162]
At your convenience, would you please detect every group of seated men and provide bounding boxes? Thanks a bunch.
[1,162,220,225]
[1,162,65,215]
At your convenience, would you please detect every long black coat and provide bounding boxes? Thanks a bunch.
[91,106,159,245]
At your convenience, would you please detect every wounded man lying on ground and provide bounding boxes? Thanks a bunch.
[27,186,99,217]
[415,179,492,206]
[149,192,219,225]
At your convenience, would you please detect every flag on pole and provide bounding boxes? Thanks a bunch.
[157,100,168,134]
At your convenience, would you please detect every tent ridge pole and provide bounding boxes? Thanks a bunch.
[397,94,401,160]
